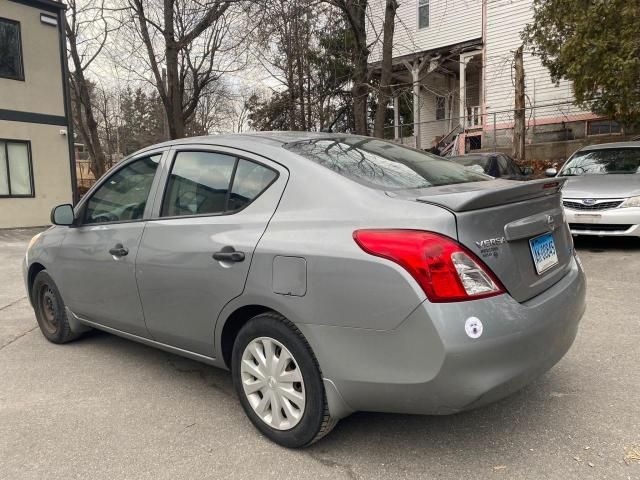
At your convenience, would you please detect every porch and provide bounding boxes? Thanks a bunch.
[372,45,483,153]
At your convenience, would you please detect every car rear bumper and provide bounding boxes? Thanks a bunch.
[565,207,640,237]
[299,256,586,417]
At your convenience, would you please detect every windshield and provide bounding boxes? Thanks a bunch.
[559,148,640,176]
[285,137,489,190]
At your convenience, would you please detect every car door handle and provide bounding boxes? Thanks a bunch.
[212,246,245,263]
[109,243,129,257]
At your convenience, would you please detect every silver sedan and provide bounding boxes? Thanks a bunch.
[24,133,586,447]
[547,141,640,237]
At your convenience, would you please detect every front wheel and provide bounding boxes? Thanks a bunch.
[231,312,337,447]
[32,271,81,344]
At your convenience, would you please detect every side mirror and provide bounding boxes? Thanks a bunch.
[544,168,558,177]
[51,204,75,226]
[522,166,534,176]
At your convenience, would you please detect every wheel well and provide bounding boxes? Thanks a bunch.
[27,263,46,305]
[220,305,274,369]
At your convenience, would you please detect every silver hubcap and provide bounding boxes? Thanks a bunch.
[240,337,306,430]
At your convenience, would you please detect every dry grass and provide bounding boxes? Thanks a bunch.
[624,445,640,465]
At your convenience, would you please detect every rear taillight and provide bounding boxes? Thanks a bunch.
[353,230,505,302]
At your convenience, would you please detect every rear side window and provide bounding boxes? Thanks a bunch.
[161,151,277,217]
[451,155,491,175]
[228,159,277,211]
[285,137,488,190]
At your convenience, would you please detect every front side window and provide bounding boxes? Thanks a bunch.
[0,140,33,196]
[285,137,488,190]
[501,155,523,175]
[0,18,24,80]
[559,148,640,176]
[418,0,429,29]
[83,155,161,224]
[161,152,277,217]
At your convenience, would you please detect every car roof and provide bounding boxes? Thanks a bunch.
[578,141,640,151]
[136,131,355,153]
[449,152,501,160]
[451,152,505,157]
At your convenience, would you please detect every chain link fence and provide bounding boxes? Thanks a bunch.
[384,100,637,163]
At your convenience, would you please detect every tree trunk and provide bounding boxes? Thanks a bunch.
[352,52,369,135]
[163,0,185,139]
[67,35,107,179]
[513,45,526,160]
[336,0,370,135]
[373,0,398,138]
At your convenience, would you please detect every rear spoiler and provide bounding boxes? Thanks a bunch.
[416,178,566,212]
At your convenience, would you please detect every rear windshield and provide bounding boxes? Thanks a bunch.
[560,148,640,175]
[284,137,489,190]
[451,155,490,168]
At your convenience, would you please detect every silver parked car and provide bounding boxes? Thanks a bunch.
[547,141,640,237]
[24,133,586,448]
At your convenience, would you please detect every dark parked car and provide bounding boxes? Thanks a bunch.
[449,152,533,180]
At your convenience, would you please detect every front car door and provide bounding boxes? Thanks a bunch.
[136,146,288,356]
[57,151,165,337]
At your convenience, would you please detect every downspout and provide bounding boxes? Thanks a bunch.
[481,0,487,123]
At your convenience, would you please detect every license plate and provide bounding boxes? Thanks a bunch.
[529,232,559,275]
[575,213,602,223]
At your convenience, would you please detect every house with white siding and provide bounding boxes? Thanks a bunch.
[367,0,620,157]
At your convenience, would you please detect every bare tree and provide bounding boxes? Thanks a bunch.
[66,0,110,179]
[328,0,370,135]
[125,0,251,138]
[247,2,355,132]
[188,80,236,135]
[232,88,256,133]
[372,0,398,138]
[252,0,314,130]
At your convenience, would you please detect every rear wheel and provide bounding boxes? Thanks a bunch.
[32,271,80,344]
[231,312,336,447]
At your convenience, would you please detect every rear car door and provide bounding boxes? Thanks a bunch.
[57,151,165,336]
[136,146,288,356]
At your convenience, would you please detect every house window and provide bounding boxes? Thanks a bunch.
[435,96,446,120]
[0,140,34,197]
[418,0,429,29]
[0,18,24,81]
[587,120,621,136]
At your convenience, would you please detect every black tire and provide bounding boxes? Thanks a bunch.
[32,271,81,344]
[231,312,337,448]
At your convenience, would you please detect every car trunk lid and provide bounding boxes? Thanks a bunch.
[392,178,573,302]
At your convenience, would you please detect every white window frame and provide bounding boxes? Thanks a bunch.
[417,0,430,29]
[0,139,34,198]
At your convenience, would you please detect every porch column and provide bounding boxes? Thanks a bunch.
[459,55,468,129]
[393,95,400,140]
[402,56,428,149]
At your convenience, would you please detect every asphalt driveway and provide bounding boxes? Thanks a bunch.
[1,228,639,479]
